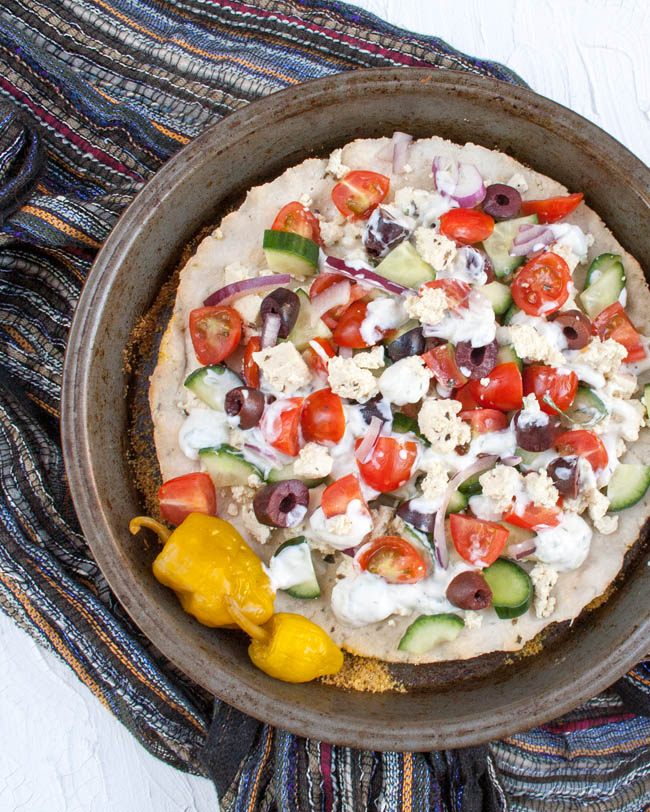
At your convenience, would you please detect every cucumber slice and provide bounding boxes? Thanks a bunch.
[398,613,464,655]
[502,303,520,325]
[564,386,608,426]
[286,288,332,350]
[392,412,430,445]
[267,460,326,489]
[515,447,541,467]
[271,537,320,599]
[482,214,539,278]
[643,383,650,421]
[199,444,263,487]
[458,471,482,495]
[374,241,435,288]
[402,523,431,550]
[184,364,243,411]
[447,489,469,515]
[481,281,513,315]
[482,558,532,619]
[496,344,522,372]
[606,463,650,511]
[580,254,625,319]
[263,230,319,278]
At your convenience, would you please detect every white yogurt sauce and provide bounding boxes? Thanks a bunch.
[359,297,408,346]
[308,499,373,550]
[534,512,592,571]
[266,543,314,591]
[423,289,496,347]
[549,223,591,261]
[178,408,229,459]
[378,357,430,405]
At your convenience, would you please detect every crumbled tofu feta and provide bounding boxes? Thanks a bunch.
[318,217,345,246]
[587,488,610,522]
[479,465,523,512]
[327,355,379,402]
[241,503,271,545]
[227,503,239,516]
[404,285,449,325]
[214,227,224,240]
[549,241,581,273]
[378,355,432,405]
[616,437,627,457]
[327,514,353,535]
[340,222,365,250]
[299,193,313,207]
[393,187,456,225]
[252,342,311,395]
[603,372,637,399]
[578,338,627,378]
[248,473,262,488]
[602,397,646,442]
[418,398,471,453]
[294,443,333,479]
[371,505,394,537]
[232,293,262,325]
[402,163,413,174]
[529,562,558,619]
[509,323,565,366]
[524,470,559,509]
[224,261,253,285]
[594,514,619,535]
[420,459,449,501]
[479,377,490,387]
[231,485,255,504]
[335,555,356,578]
[325,148,349,179]
[354,346,385,369]
[464,610,483,629]
[507,173,528,194]
[413,228,457,270]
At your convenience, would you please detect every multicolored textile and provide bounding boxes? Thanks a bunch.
[1,1,649,809]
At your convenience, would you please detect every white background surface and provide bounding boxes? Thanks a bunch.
[2,1,649,810]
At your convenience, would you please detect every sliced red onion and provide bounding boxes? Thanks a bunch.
[203,274,291,307]
[243,443,281,466]
[508,538,537,560]
[391,131,412,174]
[324,255,413,296]
[355,416,383,464]
[310,280,350,320]
[432,157,486,207]
[260,312,281,348]
[509,224,555,257]
[501,455,522,466]
[338,345,353,358]
[433,455,499,569]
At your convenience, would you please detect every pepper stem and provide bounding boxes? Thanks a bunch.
[129,516,172,544]
[224,596,270,643]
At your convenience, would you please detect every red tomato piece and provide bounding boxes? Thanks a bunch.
[422,343,468,389]
[460,408,508,434]
[333,300,378,348]
[189,305,242,365]
[158,472,217,527]
[243,336,261,388]
[331,170,390,220]
[467,362,523,411]
[272,201,322,246]
[523,365,578,415]
[592,302,646,363]
[424,278,471,312]
[302,337,336,377]
[454,383,480,411]
[301,388,345,445]
[520,193,584,224]
[511,252,571,317]
[439,208,494,244]
[503,504,561,531]
[356,536,428,584]
[356,436,417,493]
[554,429,609,472]
[321,474,366,519]
[260,397,304,457]
[309,272,368,329]
[450,514,509,566]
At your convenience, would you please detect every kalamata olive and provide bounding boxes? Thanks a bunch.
[454,339,498,380]
[386,326,425,362]
[547,456,580,499]
[446,571,492,610]
[396,500,435,534]
[253,480,309,527]
[224,386,265,429]
[514,410,560,452]
[482,183,522,219]
[363,206,411,258]
[549,309,592,350]
[260,288,300,338]
[457,246,488,284]
[360,394,391,425]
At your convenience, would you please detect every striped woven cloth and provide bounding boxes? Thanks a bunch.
[1,1,650,809]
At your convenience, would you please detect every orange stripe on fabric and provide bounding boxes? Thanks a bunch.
[26,391,60,418]
[402,752,413,812]
[21,206,102,247]
[503,735,650,757]
[150,121,190,144]
[3,325,35,354]
[247,727,273,812]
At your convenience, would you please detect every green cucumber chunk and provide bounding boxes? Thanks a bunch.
[402,523,431,550]
[398,613,464,655]
[481,281,513,315]
[199,444,262,487]
[392,412,430,445]
[580,254,625,319]
[184,364,242,411]
[267,460,326,489]
[606,463,650,511]
[447,489,469,515]
[502,303,521,325]
[496,344,522,372]
[286,288,332,350]
[482,558,532,619]
[458,471,483,495]
[263,230,319,278]
[481,214,539,278]
[564,386,609,426]
[515,447,542,468]
[375,241,435,288]
[271,536,320,599]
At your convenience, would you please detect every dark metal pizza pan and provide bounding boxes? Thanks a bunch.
[62,68,650,751]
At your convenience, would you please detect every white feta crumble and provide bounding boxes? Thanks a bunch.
[529,562,558,619]
[224,261,254,285]
[413,228,457,270]
[293,443,333,479]
[378,355,432,405]
[252,342,311,395]
[318,217,344,246]
[354,346,385,369]
[393,186,457,226]
[603,372,637,400]
[549,241,581,273]
[420,459,449,501]
[241,503,271,545]
[479,376,490,387]
[418,398,471,453]
[524,470,559,509]
[479,465,523,513]
[404,285,449,325]
[299,193,313,208]
[594,514,619,535]
[402,163,413,174]
[464,610,483,629]
[327,355,379,402]
[507,173,528,194]
[232,293,262,325]
[576,338,627,378]
[508,323,565,366]
[214,227,224,240]
[325,147,349,179]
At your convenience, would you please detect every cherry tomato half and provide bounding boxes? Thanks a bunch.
[189,305,242,365]
[450,514,509,566]
[503,504,561,531]
[554,429,608,472]
[309,272,368,329]
[356,536,428,584]
[333,300,377,348]
[467,362,523,411]
[520,193,584,224]
[423,278,471,312]
[158,472,217,526]
[592,302,646,363]
[260,397,304,457]
[302,337,336,377]
[301,388,345,445]
[356,436,417,493]
[243,336,261,388]
[331,170,390,220]
[454,383,481,411]
[511,252,571,317]
[422,343,468,389]
[272,201,322,246]
[439,208,494,244]
[321,473,366,519]
[460,408,508,434]
[523,365,578,415]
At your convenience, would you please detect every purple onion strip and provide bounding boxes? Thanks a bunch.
[324,255,414,296]
[203,274,291,307]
